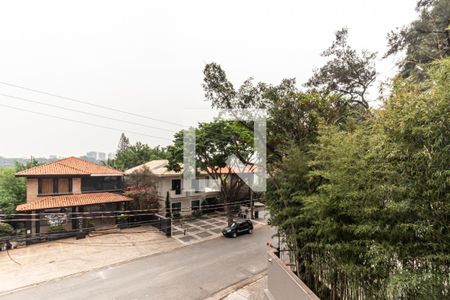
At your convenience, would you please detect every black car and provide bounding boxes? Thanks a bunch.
[222,219,253,238]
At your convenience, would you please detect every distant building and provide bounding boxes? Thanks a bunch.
[86,151,97,160]
[108,153,115,160]
[98,152,106,161]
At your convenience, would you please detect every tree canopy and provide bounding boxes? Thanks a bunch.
[265,57,450,299]
[167,120,254,224]
[307,28,377,109]
[385,0,450,77]
[105,133,169,171]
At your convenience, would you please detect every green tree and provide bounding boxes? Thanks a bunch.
[165,191,171,218]
[124,166,160,211]
[385,0,450,77]
[117,133,130,152]
[267,58,450,299]
[203,63,356,163]
[106,135,169,171]
[0,222,14,237]
[307,28,377,109]
[0,161,33,214]
[167,120,254,225]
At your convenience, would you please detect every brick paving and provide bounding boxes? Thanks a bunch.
[171,212,268,245]
[171,213,229,245]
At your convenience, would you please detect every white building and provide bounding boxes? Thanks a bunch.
[125,160,221,216]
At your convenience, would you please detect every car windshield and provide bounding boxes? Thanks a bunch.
[230,222,237,228]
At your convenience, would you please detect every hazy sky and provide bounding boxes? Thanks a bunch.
[0,0,417,158]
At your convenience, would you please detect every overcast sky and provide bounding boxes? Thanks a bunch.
[0,0,417,158]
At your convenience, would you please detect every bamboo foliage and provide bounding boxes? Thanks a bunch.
[266,58,450,299]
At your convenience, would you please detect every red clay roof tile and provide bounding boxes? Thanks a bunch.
[16,192,132,211]
[15,157,123,177]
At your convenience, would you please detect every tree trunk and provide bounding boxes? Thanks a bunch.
[223,194,234,225]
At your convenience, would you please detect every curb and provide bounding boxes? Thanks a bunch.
[206,271,267,300]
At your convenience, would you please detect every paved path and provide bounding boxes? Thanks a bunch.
[1,226,275,300]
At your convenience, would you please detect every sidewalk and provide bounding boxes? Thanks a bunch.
[222,276,267,300]
[0,225,182,294]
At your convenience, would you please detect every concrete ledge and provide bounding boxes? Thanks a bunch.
[266,251,319,300]
[206,271,267,300]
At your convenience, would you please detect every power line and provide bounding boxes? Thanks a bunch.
[0,80,185,127]
[0,102,172,141]
[0,93,176,133]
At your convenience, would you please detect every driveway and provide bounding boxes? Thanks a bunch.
[0,225,275,300]
[171,212,267,245]
[0,225,182,294]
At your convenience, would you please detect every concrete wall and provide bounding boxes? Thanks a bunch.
[265,251,320,300]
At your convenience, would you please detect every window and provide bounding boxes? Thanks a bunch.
[81,176,122,192]
[171,179,181,195]
[38,178,72,195]
[58,178,70,193]
[40,178,54,194]
[171,202,181,213]
[191,200,200,211]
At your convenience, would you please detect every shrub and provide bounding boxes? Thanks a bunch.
[191,209,202,219]
[0,222,14,237]
[116,214,128,223]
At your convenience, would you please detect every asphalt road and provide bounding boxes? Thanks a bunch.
[1,225,275,300]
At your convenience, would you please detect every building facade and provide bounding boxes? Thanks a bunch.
[16,157,132,234]
[125,160,221,216]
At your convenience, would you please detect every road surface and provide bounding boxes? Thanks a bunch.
[1,225,275,300]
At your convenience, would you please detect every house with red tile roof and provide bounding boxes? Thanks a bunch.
[16,157,132,234]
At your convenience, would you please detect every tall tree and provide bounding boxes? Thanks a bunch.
[167,120,254,225]
[307,28,377,109]
[385,0,450,77]
[106,137,168,171]
[267,57,450,299]
[117,133,130,152]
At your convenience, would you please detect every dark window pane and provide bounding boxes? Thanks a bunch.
[81,176,122,192]
[171,179,181,195]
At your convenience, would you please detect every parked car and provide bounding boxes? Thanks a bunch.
[222,219,253,238]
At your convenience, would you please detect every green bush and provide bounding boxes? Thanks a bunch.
[191,209,202,219]
[172,212,181,219]
[0,222,14,237]
[116,214,128,223]
[86,220,95,229]
[48,224,65,233]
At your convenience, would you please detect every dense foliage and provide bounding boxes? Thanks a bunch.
[385,0,450,77]
[266,58,449,299]
[167,120,254,224]
[0,222,14,237]
[125,166,161,211]
[0,160,37,214]
[105,133,169,170]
